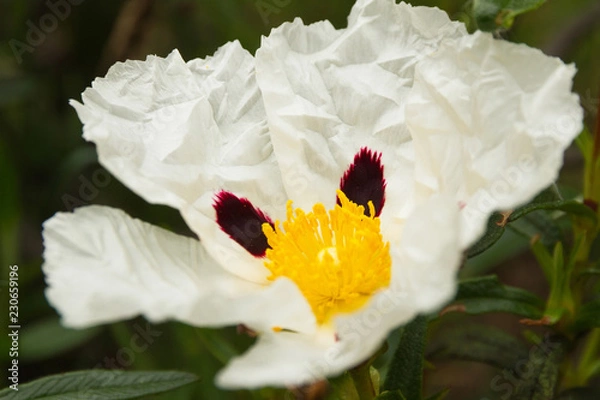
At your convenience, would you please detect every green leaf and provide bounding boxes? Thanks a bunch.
[20,317,102,362]
[530,236,555,282]
[572,299,600,332]
[508,185,596,225]
[466,212,506,258]
[375,390,407,400]
[512,336,564,399]
[382,315,427,399]
[329,372,360,400]
[575,127,593,166]
[511,185,564,220]
[472,0,548,31]
[428,323,528,370]
[0,370,198,400]
[449,275,545,319]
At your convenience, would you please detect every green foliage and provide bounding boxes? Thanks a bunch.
[511,336,564,399]
[451,275,545,318]
[0,370,198,400]
[428,323,528,370]
[509,186,596,226]
[466,212,506,258]
[382,316,428,400]
[472,0,548,30]
[2,0,599,398]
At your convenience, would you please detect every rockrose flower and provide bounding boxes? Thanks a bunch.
[42,0,582,389]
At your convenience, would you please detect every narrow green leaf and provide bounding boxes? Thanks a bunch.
[530,236,554,282]
[575,127,593,166]
[466,212,506,258]
[375,390,407,400]
[382,315,427,399]
[508,185,596,225]
[472,0,548,31]
[449,275,545,319]
[0,370,198,400]
[428,323,528,370]
[511,185,564,220]
[555,201,598,223]
[512,336,564,399]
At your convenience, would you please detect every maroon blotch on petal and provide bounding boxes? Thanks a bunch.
[213,191,274,257]
[338,147,386,217]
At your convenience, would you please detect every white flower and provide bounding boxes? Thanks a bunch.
[42,0,582,389]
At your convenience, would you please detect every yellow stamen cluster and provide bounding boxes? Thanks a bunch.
[262,191,391,325]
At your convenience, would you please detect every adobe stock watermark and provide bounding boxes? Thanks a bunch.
[483,333,562,400]
[255,0,292,25]
[8,0,85,65]
[92,322,162,370]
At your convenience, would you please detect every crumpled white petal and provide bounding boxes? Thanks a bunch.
[256,0,467,218]
[71,41,291,282]
[42,206,315,334]
[406,31,583,247]
[71,41,281,211]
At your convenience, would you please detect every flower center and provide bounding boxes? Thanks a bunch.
[262,190,391,325]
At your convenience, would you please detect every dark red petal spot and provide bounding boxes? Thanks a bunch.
[213,191,273,257]
[338,147,386,217]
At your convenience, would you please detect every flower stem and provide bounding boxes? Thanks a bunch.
[349,363,376,400]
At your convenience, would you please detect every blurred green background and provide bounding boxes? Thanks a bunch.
[0,0,598,398]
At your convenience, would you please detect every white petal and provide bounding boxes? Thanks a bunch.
[216,331,334,389]
[72,42,291,282]
[387,194,462,312]
[42,206,315,333]
[256,0,467,211]
[72,41,287,220]
[218,297,416,389]
[406,31,583,247]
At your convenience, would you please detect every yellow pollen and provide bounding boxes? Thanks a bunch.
[262,190,391,325]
